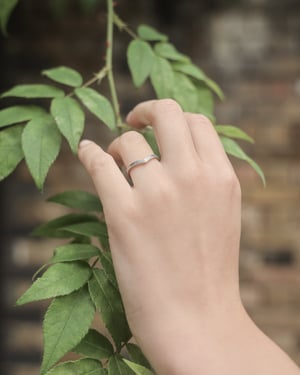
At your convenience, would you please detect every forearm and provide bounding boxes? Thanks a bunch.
[146,304,300,375]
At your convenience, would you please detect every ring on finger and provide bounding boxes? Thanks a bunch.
[126,154,160,177]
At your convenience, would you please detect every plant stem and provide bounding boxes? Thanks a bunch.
[113,13,139,39]
[106,0,122,129]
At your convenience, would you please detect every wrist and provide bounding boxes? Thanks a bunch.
[138,296,247,374]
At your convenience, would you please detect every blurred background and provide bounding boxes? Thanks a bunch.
[0,0,300,374]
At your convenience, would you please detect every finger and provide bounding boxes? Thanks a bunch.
[108,131,162,186]
[126,99,197,164]
[184,113,232,168]
[78,140,131,205]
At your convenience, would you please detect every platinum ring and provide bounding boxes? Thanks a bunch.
[126,154,160,176]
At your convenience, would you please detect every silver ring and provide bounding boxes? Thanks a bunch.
[126,154,160,176]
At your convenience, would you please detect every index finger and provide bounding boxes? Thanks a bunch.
[126,99,197,163]
[78,140,132,207]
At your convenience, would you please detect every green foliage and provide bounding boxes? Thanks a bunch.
[126,343,152,370]
[0,0,19,35]
[51,96,85,153]
[0,106,47,128]
[32,213,99,238]
[75,87,115,130]
[89,269,131,350]
[42,66,83,87]
[0,125,24,180]
[50,244,100,263]
[150,56,174,99]
[108,355,135,375]
[17,262,92,305]
[41,286,95,374]
[45,358,105,375]
[48,190,103,212]
[127,40,155,87]
[22,114,62,189]
[73,329,114,359]
[215,125,254,143]
[154,42,189,63]
[137,24,168,42]
[1,84,64,99]
[0,2,266,374]
[123,359,155,375]
[220,136,265,186]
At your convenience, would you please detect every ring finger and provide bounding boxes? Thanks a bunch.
[108,131,163,187]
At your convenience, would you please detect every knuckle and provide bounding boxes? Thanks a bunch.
[119,199,141,222]
[88,153,114,176]
[148,179,175,203]
[175,160,203,186]
[118,130,143,148]
[217,168,241,195]
[152,99,182,116]
[187,113,213,127]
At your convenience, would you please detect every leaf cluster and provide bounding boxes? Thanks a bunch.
[16,190,153,374]
[0,66,115,189]
[0,22,264,189]
[125,24,264,184]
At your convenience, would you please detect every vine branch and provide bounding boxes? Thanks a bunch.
[106,0,122,128]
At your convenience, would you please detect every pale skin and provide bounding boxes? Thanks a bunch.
[78,99,300,374]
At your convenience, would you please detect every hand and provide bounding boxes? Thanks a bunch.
[78,99,299,375]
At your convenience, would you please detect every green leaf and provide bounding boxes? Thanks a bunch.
[62,221,108,239]
[171,62,224,100]
[150,56,174,99]
[75,87,115,130]
[51,96,85,153]
[172,72,198,112]
[0,125,24,181]
[215,125,254,143]
[123,360,154,375]
[22,114,62,189]
[1,84,64,99]
[143,129,160,156]
[50,244,100,263]
[205,77,224,101]
[42,66,83,87]
[126,343,151,370]
[108,355,135,375]
[73,329,114,360]
[0,105,47,128]
[41,286,95,375]
[0,0,19,35]
[137,24,168,42]
[48,190,102,212]
[172,62,206,81]
[32,213,99,238]
[45,358,105,375]
[154,42,189,63]
[16,262,92,305]
[195,83,215,121]
[220,136,266,186]
[88,269,131,350]
[99,251,118,289]
[127,40,155,87]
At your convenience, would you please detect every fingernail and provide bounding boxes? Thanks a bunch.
[79,139,93,148]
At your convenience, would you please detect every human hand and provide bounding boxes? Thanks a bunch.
[78,99,244,372]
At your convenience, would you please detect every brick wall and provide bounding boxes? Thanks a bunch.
[1,0,300,373]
